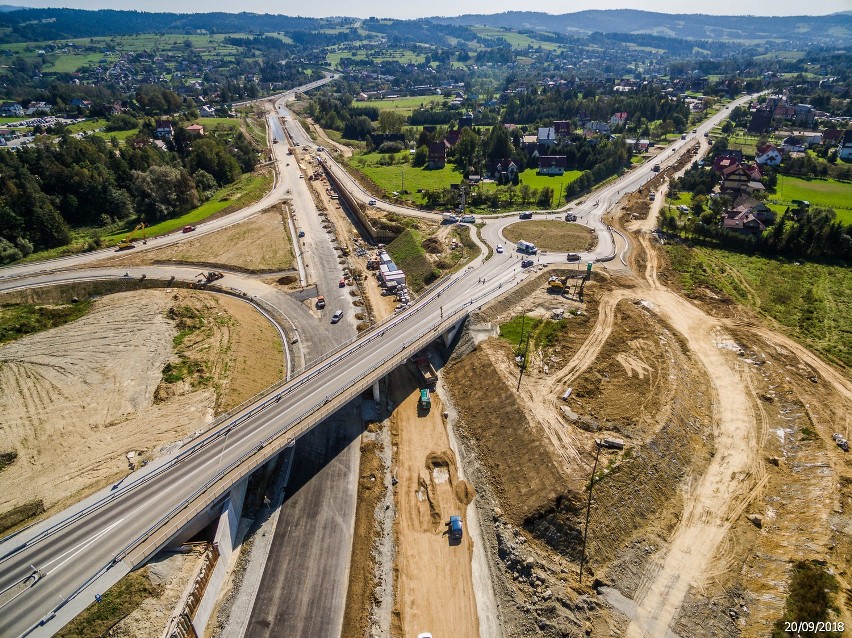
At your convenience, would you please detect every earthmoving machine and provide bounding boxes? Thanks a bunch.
[115,223,147,251]
[413,354,438,389]
[196,271,224,284]
[548,276,566,292]
[419,388,431,412]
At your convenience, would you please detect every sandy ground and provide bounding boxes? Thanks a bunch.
[0,289,283,522]
[103,206,293,272]
[390,369,480,638]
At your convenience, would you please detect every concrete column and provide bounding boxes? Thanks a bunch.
[372,379,381,403]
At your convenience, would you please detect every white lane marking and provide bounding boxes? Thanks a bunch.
[43,517,125,573]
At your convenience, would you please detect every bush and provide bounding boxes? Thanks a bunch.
[377,141,405,154]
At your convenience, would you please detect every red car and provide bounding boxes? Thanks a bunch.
[182,225,196,233]
[339,278,346,287]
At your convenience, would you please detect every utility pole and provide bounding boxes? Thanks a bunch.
[516,329,532,391]
[401,168,404,195]
[579,441,602,585]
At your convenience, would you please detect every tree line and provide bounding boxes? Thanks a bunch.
[0,127,258,264]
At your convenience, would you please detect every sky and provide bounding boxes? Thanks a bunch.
[6,1,850,18]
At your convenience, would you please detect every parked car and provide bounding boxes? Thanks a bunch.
[368,199,376,205]
[496,244,504,253]
[331,310,343,323]
[564,213,577,222]
[567,252,580,262]
[339,278,346,287]
[521,259,534,268]
[298,229,305,238]
[519,211,533,219]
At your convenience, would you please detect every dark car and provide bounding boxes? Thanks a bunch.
[519,211,533,220]
[567,252,581,262]
[564,213,577,222]
[521,259,534,268]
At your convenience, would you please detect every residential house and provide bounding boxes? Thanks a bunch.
[355,92,369,102]
[781,136,806,153]
[185,124,205,137]
[553,120,571,137]
[199,105,216,117]
[755,143,782,166]
[486,159,518,182]
[427,141,446,169]
[25,101,50,115]
[443,130,461,148]
[794,104,815,127]
[155,119,174,139]
[458,113,473,129]
[609,112,628,127]
[747,109,772,134]
[773,105,797,121]
[584,121,610,135]
[729,194,773,223]
[723,213,766,235]
[822,128,844,145]
[537,127,556,147]
[521,134,538,152]
[715,158,762,193]
[839,130,852,161]
[538,155,568,175]
[0,102,24,117]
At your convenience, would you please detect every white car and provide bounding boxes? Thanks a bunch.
[496,244,504,253]
[331,310,344,323]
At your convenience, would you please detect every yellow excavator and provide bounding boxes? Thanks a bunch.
[547,276,567,291]
[115,223,147,251]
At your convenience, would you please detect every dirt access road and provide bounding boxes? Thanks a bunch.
[391,370,480,638]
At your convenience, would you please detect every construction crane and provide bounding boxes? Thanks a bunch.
[196,271,224,284]
[115,223,147,251]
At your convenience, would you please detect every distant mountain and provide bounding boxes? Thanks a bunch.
[430,9,852,45]
[0,5,27,11]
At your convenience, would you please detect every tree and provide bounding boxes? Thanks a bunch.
[412,145,428,168]
[131,166,199,222]
[189,138,241,185]
[378,110,405,134]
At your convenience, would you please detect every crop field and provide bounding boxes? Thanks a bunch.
[771,175,852,224]
[327,48,426,69]
[470,26,563,51]
[41,53,107,74]
[665,244,852,367]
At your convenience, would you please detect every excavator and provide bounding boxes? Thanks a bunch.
[115,223,147,251]
[196,271,224,284]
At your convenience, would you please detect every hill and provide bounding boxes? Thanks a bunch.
[430,9,852,45]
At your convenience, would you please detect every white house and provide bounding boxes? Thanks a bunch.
[0,102,24,117]
[199,105,216,117]
[838,130,852,161]
[755,143,783,166]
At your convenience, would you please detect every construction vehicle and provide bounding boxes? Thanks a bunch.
[449,515,463,540]
[548,276,566,291]
[196,271,224,284]
[414,354,438,388]
[517,240,537,255]
[115,223,147,251]
[419,388,431,412]
[833,433,848,452]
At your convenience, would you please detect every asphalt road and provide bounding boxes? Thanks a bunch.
[244,406,361,638]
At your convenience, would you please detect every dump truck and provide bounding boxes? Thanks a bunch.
[414,355,438,388]
[419,388,431,412]
[449,515,463,540]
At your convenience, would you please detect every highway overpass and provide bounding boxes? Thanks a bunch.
[0,254,521,638]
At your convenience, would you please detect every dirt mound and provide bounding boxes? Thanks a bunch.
[445,344,567,525]
[454,480,475,506]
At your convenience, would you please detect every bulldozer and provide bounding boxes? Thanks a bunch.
[115,223,147,251]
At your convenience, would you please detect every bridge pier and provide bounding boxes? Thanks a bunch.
[192,475,249,636]
[442,317,467,348]
[372,378,381,402]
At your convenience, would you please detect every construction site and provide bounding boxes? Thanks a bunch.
[1,108,851,638]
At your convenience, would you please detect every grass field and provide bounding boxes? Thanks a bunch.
[350,151,581,209]
[41,53,106,73]
[368,95,446,116]
[502,220,595,252]
[386,228,438,291]
[665,244,852,368]
[0,117,26,125]
[0,300,92,344]
[771,175,852,224]
[93,127,140,143]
